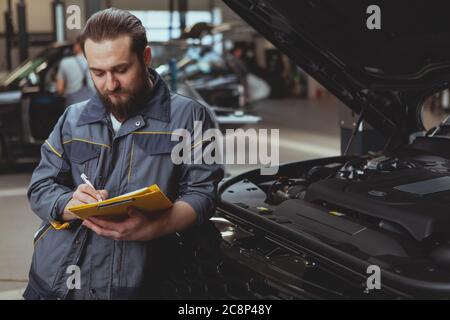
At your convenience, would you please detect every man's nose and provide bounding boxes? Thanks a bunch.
[106,72,119,92]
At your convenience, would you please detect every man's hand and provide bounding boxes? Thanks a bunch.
[82,201,197,241]
[82,207,156,241]
[62,184,108,221]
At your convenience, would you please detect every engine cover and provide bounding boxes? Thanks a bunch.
[304,167,450,241]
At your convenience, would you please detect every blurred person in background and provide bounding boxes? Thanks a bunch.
[56,35,95,106]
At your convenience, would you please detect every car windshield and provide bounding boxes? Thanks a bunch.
[0,46,63,88]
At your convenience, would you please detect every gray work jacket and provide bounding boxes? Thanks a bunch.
[24,69,224,299]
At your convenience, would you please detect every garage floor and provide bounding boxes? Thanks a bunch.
[0,97,344,299]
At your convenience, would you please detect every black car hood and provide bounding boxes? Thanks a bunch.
[223,0,450,148]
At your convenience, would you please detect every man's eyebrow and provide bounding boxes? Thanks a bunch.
[89,67,104,72]
[90,63,130,72]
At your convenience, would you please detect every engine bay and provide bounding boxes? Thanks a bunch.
[219,148,450,282]
[254,152,450,237]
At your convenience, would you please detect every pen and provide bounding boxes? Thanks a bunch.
[81,173,102,202]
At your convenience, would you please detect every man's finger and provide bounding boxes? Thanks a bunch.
[99,189,109,200]
[75,191,99,204]
[127,206,145,217]
[83,220,123,240]
[87,216,126,232]
[79,184,103,201]
[126,207,147,228]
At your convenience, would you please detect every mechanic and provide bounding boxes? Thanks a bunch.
[56,35,95,106]
[23,8,224,300]
[227,46,249,103]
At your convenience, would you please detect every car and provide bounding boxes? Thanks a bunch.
[0,43,73,164]
[152,0,450,299]
[155,22,264,126]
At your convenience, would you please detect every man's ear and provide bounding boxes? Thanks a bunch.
[144,46,152,67]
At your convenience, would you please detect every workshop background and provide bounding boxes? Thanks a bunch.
[0,0,447,300]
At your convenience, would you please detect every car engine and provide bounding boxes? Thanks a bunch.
[219,143,450,276]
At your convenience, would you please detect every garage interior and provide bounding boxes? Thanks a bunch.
[0,0,449,300]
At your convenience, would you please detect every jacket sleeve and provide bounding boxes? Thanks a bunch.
[176,103,225,225]
[27,110,75,224]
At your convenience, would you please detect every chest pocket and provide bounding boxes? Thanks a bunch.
[133,133,177,155]
[65,139,102,180]
[127,133,179,188]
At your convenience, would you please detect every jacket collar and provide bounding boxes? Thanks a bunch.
[77,68,171,126]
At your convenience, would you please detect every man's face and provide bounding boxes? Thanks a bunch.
[84,35,151,121]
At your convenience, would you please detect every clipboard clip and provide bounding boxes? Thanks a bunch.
[97,198,135,209]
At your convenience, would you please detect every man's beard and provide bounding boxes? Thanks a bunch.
[97,68,151,121]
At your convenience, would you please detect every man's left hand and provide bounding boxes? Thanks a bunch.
[82,206,164,241]
[81,201,197,241]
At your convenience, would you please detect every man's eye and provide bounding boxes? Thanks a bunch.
[116,68,127,74]
[95,72,105,77]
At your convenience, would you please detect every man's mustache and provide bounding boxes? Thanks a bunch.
[104,89,131,96]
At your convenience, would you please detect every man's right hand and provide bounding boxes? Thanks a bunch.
[62,184,108,221]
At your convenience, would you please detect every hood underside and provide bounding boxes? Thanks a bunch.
[223,0,450,147]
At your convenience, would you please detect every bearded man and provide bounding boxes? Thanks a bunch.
[24,8,223,300]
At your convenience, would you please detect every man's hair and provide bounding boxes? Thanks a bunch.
[80,8,148,61]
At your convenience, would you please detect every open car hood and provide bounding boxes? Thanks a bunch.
[223,0,450,148]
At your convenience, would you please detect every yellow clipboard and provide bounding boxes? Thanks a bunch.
[68,184,173,220]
